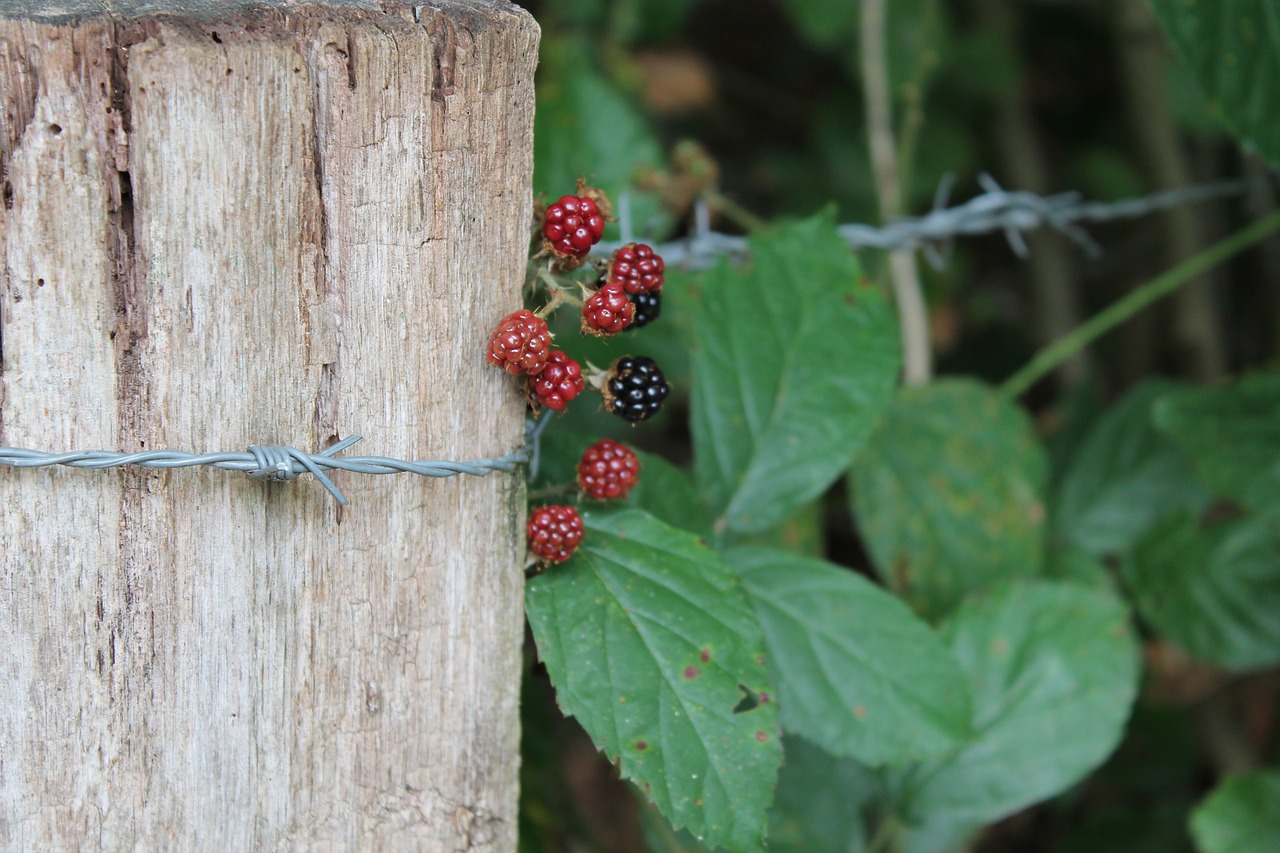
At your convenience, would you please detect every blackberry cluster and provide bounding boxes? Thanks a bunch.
[605,356,670,423]
[626,290,661,328]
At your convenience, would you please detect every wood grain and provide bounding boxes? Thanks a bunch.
[0,2,537,848]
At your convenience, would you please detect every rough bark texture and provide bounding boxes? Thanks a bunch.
[0,2,537,849]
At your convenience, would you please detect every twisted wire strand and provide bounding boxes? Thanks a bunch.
[0,410,555,506]
[596,174,1276,269]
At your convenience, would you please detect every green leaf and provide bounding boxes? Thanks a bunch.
[1148,0,1280,167]
[1190,771,1280,853]
[691,213,901,534]
[1045,380,1106,484]
[1044,547,1116,592]
[526,510,781,852]
[639,794,713,853]
[893,581,1140,827]
[850,379,1048,618]
[534,37,668,241]
[1154,373,1280,515]
[1124,512,1280,672]
[623,450,716,539]
[767,736,876,853]
[1052,380,1209,556]
[730,503,826,559]
[730,547,972,766]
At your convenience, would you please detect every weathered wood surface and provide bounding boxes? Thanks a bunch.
[0,1,537,849]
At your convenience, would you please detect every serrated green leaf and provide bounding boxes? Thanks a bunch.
[1190,771,1280,853]
[729,547,972,766]
[1153,373,1280,515]
[1148,0,1280,166]
[767,736,876,853]
[892,581,1140,828]
[623,450,715,539]
[1052,380,1209,556]
[691,213,901,534]
[850,379,1048,618]
[526,509,782,852]
[639,793,713,853]
[1124,512,1280,672]
[534,37,668,241]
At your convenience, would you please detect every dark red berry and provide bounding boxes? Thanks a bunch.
[543,195,607,259]
[608,243,664,294]
[604,356,670,423]
[486,309,552,375]
[577,439,641,500]
[529,350,584,411]
[626,290,661,328]
[527,505,585,565]
[582,281,635,337]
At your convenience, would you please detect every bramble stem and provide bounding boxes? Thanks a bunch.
[1000,211,1280,397]
[533,291,565,320]
[861,0,932,385]
[531,266,586,320]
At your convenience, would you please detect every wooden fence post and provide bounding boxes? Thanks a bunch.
[0,1,537,848]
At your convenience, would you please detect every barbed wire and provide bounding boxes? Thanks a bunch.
[597,173,1277,270]
[0,410,555,506]
[3,174,1271,505]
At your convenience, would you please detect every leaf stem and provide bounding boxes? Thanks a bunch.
[1000,211,1280,397]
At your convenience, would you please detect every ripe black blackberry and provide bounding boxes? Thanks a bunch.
[626,290,661,328]
[603,356,670,423]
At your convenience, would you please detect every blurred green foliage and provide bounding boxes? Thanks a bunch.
[515,1,1280,851]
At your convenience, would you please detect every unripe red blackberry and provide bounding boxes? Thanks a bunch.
[577,439,640,500]
[626,290,661,328]
[528,349,584,411]
[582,281,635,337]
[527,505,585,565]
[603,356,670,423]
[543,195,606,259]
[486,309,552,375]
[608,242,665,294]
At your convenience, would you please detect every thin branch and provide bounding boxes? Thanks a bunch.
[860,0,932,384]
[1001,211,1280,397]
